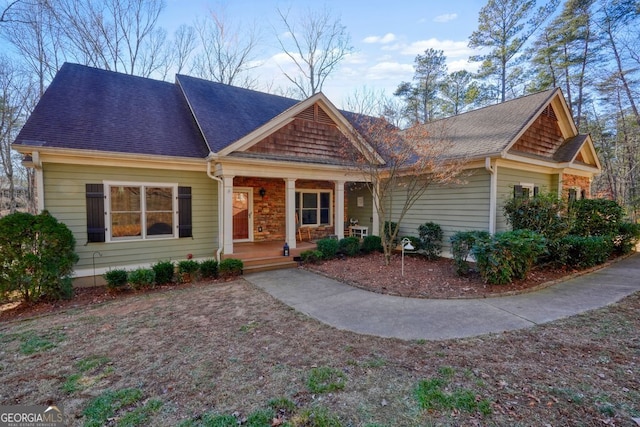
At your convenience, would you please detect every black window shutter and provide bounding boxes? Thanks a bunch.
[86,183,105,242]
[580,189,586,200]
[513,185,524,199]
[178,186,192,238]
[533,186,539,197]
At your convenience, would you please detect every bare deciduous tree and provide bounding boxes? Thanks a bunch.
[275,6,352,98]
[191,8,260,87]
[0,56,35,214]
[344,114,465,265]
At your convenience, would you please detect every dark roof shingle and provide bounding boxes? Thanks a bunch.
[14,63,209,158]
[176,74,299,153]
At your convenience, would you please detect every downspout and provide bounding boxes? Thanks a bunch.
[485,157,497,234]
[32,151,45,212]
[207,160,224,262]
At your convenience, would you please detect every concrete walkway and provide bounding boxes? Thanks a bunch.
[244,253,640,340]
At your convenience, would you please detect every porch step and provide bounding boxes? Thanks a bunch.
[243,259,299,274]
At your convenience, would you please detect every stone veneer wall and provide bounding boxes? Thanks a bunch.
[562,174,591,198]
[233,177,347,242]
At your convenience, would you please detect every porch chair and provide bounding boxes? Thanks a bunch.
[296,213,311,241]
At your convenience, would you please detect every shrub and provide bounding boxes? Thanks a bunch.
[316,238,339,259]
[104,269,128,291]
[219,258,243,277]
[571,199,624,237]
[613,222,640,255]
[361,235,383,253]
[503,192,570,240]
[339,236,361,257]
[418,222,443,260]
[152,260,174,285]
[0,211,79,302]
[128,268,155,290]
[450,231,491,276]
[472,230,546,285]
[199,259,219,279]
[177,260,199,274]
[300,250,323,264]
[556,235,614,269]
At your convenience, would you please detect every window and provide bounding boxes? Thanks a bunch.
[107,182,178,241]
[514,183,538,199]
[295,191,332,226]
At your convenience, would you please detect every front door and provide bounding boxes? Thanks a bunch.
[232,188,252,241]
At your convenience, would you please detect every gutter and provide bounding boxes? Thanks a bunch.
[485,157,497,234]
[206,159,224,262]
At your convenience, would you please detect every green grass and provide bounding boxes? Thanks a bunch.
[82,388,145,427]
[117,399,163,427]
[77,355,110,372]
[415,367,492,416]
[245,409,275,426]
[268,397,297,413]
[63,355,112,394]
[62,373,83,394]
[292,406,343,427]
[17,330,66,355]
[307,366,347,394]
[177,413,237,427]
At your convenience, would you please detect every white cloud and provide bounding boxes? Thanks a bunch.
[400,38,474,60]
[434,13,458,23]
[365,61,414,81]
[363,33,397,44]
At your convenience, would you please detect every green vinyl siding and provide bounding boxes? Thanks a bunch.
[496,167,556,232]
[42,163,218,275]
[386,168,491,255]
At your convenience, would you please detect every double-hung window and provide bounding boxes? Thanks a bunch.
[106,182,178,241]
[295,191,332,226]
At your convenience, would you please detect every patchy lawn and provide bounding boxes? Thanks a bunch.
[1,277,639,426]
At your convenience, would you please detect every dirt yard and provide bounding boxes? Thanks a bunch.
[1,254,639,426]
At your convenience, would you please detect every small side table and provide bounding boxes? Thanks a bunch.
[349,226,368,239]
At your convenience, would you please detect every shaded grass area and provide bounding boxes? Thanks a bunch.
[0,279,639,426]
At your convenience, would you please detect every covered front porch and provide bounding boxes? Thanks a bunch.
[212,163,379,263]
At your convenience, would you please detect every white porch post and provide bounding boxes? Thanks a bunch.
[334,180,345,239]
[222,175,234,254]
[284,178,297,249]
[371,182,380,236]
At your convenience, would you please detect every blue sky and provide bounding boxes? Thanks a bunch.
[162,0,486,106]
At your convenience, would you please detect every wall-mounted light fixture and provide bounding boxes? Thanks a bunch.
[259,187,266,198]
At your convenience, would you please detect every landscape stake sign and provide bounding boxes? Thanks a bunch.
[0,405,65,427]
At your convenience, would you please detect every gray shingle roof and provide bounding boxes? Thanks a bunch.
[14,63,209,158]
[176,74,299,153]
[424,89,558,159]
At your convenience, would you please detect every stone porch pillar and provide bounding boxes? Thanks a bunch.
[284,178,297,249]
[334,180,345,239]
[222,175,234,255]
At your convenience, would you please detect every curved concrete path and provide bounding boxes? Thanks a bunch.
[244,253,640,340]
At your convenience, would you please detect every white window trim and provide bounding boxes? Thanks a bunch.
[296,190,333,227]
[104,181,179,242]
[520,182,535,198]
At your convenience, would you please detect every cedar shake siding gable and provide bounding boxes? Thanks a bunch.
[175,74,299,153]
[14,63,209,158]
[509,105,565,157]
[245,104,363,163]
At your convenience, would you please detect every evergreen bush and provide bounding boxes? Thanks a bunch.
[450,230,490,276]
[503,192,570,241]
[219,258,243,277]
[614,222,640,255]
[338,236,361,257]
[199,259,219,279]
[152,260,174,285]
[556,235,614,269]
[128,268,155,290]
[472,230,546,285]
[417,222,443,260]
[571,199,624,236]
[361,235,383,253]
[316,238,339,259]
[300,250,323,264]
[104,269,128,291]
[0,211,78,302]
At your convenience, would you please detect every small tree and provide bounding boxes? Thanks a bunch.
[0,211,78,302]
[345,115,465,265]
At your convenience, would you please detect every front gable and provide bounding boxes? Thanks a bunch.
[218,93,384,165]
[245,103,363,163]
[509,105,564,157]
